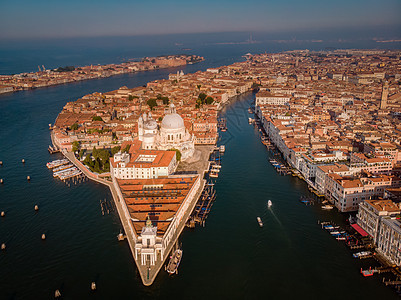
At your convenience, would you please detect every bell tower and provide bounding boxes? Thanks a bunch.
[380,81,389,110]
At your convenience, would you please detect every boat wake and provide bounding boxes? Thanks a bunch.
[267,201,282,227]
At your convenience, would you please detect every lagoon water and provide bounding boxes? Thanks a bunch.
[0,34,399,299]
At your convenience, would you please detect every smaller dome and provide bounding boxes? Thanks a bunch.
[144,119,157,130]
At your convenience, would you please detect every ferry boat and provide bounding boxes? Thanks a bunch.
[257,217,263,227]
[166,249,183,274]
[53,167,76,177]
[59,170,82,181]
[267,200,272,208]
[46,159,68,169]
[52,164,73,172]
[353,251,371,259]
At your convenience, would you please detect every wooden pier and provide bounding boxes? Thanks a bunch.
[48,145,60,154]
[187,184,216,227]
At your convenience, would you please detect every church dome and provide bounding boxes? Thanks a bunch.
[161,113,184,130]
[144,118,157,130]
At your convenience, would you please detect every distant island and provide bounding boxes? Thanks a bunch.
[0,54,204,94]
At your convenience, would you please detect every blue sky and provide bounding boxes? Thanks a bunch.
[1,0,400,39]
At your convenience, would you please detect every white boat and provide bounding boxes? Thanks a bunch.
[219,145,225,153]
[257,217,263,227]
[353,251,371,258]
[46,159,68,169]
[211,163,221,168]
[209,171,218,178]
[210,166,220,173]
[322,205,334,210]
[267,200,272,208]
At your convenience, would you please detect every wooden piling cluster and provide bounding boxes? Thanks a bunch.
[100,198,113,215]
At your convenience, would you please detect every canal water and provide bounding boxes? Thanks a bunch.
[0,45,399,299]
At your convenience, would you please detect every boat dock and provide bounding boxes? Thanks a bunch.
[47,159,84,182]
[48,145,60,154]
[187,184,216,227]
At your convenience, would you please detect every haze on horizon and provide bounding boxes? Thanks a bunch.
[1,0,400,40]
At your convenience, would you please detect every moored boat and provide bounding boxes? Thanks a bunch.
[322,205,334,210]
[209,171,218,178]
[353,251,371,258]
[166,249,183,274]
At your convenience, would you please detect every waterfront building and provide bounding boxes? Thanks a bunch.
[357,200,401,266]
[255,91,291,106]
[112,175,201,267]
[326,174,394,212]
[110,141,177,180]
[378,217,401,266]
[298,150,348,183]
[315,164,351,196]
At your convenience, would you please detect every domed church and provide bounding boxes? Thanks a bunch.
[138,103,195,161]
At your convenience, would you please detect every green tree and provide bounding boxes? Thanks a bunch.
[92,116,103,121]
[111,146,121,155]
[169,148,181,161]
[198,93,207,102]
[83,155,94,168]
[157,94,169,105]
[72,141,80,152]
[205,96,214,105]
[93,158,101,173]
[147,98,158,110]
[98,149,110,163]
[92,147,99,160]
[197,84,201,90]
[78,149,85,159]
[70,123,79,130]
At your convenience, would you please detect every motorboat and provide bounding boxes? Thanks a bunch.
[257,217,263,227]
[353,251,371,258]
[166,249,183,274]
[267,200,272,208]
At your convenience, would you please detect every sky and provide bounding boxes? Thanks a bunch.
[0,0,400,40]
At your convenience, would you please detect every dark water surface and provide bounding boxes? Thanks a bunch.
[0,36,399,299]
